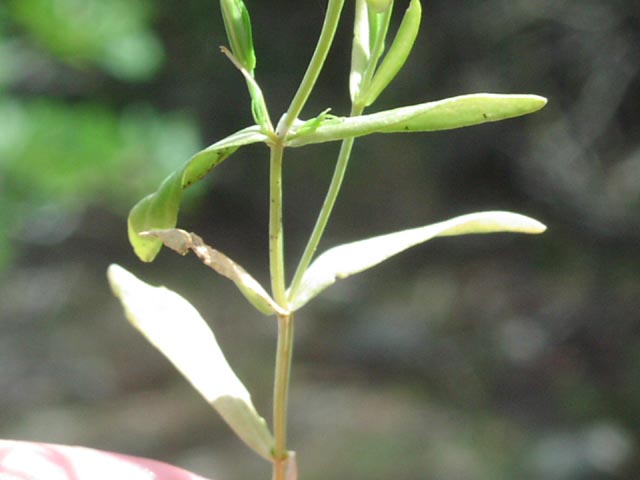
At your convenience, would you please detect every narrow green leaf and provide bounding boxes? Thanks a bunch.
[108,264,275,460]
[143,229,287,316]
[285,94,547,147]
[291,108,335,137]
[365,0,422,106]
[128,126,268,262]
[288,211,546,310]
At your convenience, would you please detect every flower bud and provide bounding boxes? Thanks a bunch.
[219,0,256,73]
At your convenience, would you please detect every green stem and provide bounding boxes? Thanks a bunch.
[272,313,295,480]
[269,143,286,305]
[276,0,345,137]
[288,104,365,301]
[269,143,292,480]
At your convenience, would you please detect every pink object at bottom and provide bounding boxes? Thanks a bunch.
[0,440,213,480]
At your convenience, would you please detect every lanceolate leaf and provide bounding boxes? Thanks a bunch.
[287,211,546,310]
[143,229,287,316]
[128,125,268,262]
[285,94,547,147]
[107,264,275,460]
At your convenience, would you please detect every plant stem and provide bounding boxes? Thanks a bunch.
[272,312,295,480]
[270,6,347,479]
[276,0,345,137]
[269,142,287,305]
[288,104,365,301]
[269,141,293,480]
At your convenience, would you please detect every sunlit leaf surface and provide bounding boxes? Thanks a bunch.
[108,264,275,460]
[286,94,547,146]
[288,211,546,310]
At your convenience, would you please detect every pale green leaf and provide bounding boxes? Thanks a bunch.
[285,94,547,147]
[288,211,546,310]
[107,264,275,460]
[128,125,268,262]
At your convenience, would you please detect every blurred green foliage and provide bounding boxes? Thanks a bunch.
[6,0,162,80]
[0,0,200,266]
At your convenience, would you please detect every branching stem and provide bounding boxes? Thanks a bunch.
[288,104,365,301]
[276,0,345,137]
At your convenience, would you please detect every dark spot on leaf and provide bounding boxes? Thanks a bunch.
[482,113,488,119]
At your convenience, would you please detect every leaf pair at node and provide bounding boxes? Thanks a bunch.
[128,93,546,266]
[351,0,422,108]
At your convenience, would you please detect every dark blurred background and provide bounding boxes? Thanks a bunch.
[1,1,639,479]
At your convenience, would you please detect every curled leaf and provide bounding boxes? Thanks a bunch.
[143,229,287,316]
[107,264,275,460]
[128,171,183,263]
[128,125,268,262]
[286,94,547,147]
[287,211,546,310]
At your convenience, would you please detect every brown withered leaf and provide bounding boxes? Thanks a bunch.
[141,229,287,316]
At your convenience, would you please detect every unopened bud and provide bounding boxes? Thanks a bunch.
[219,0,256,73]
